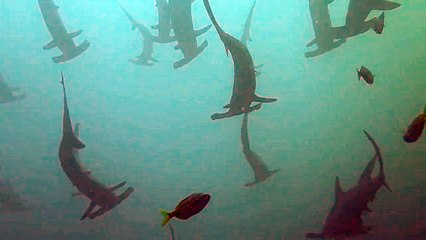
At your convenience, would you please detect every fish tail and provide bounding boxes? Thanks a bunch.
[160,209,171,227]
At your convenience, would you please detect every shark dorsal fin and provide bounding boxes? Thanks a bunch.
[335,176,343,202]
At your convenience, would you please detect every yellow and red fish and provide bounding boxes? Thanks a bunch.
[160,193,211,226]
[404,106,426,143]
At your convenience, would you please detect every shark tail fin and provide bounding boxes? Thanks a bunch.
[160,209,171,227]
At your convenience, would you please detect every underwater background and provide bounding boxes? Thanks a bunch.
[0,0,425,239]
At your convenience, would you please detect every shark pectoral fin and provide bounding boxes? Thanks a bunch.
[254,95,277,103]
[43,40,57,50]
[244,181,256,187]
[254,64,264,69]
[211,111,233,120]
[88,207,107,220]
[118,187,134,202]
[194,24,212,37]
[73,136,86,149]
[151,24,159,30]
[74,123,80,138]
[223,103,230,109]
[306,38,316,48]
[374,1,401,11]
[151,57,159,63]
[71,192,83,197]
[335,176,343,203]
[248,103,262,112]
[68,30,83,39]
[383,180,392,192]
[304,48,323,58]
[80,201,96,221]
[108,181,126,192]
[173,41,208,69]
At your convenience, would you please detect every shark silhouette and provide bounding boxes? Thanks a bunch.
[308,0,400,45]
[203,0,277,120]
[305,0,346,58]
[241,113,280,187]
[120,5,159,66]
[58,72,133,220]
[0,74,26,104]
[0,167,32,212]
[240,1,257,47]
[37,0,90,63]
[169,0,212,69]
[306,130,391,239]
[151,0,177,43]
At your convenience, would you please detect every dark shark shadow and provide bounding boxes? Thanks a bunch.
[0,167,32,213]
[306,130,391,239]
[151,0,177,43]
[37,0,90,63]
[305,0,346,58]
[169,0,212,69]
[120,5,159,66]
[240,1,256,46]
[344,0,400,35]
[0,73,26,104]
[58,72,134,220]
[241,113,279,187]
[203,0,277,120]
[308,0,401,43]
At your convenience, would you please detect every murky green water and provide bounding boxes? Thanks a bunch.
[0,0,424,239]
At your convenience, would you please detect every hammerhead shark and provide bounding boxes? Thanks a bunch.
[0,167,32,212]
[307,0,400,46]
[203,0,277,120]
[151,0,177,43]
[306,130,391,239]
[169,0,212,69]
[342,0,400,36]
[240,1,256,46]
[37,0,90,63]
[120,5,158,66]
[0,73,26,104]
[305,0,346,58]
[241,113,279,187]
[58,72,133,220]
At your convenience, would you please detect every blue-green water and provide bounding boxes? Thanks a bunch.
[0,0,425,239]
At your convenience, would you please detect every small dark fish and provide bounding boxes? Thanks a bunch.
[160,193,211,226]
[356,66,374,84]
[404,106,426,143]
[373,12,385,34]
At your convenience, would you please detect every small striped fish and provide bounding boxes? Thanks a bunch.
[160,193,211,226]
